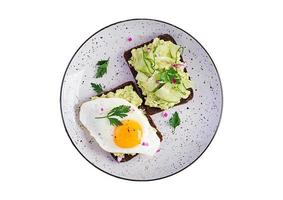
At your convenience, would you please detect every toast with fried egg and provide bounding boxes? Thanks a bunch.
[90,81,162,162]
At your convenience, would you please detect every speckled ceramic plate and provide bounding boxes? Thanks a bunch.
[60,19,223,181]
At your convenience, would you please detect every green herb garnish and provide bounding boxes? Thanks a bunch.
[95,105,131,126]
[159,68,181,84]
[91,83,103,94]
[169,112,181,131]
[95,58,109,78]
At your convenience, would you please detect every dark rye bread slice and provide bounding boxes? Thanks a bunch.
[96,81,162,162]
[124,34,194,115]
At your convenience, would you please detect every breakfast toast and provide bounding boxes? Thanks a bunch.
[124,34,194,115]
[96,81,162,162]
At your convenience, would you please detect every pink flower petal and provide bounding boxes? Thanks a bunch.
[172,79,177,84]
[127,37,132,42]
[142,142,149,146]
[172,63,185,68]
[172,63,183,68]
[162,112,168,118]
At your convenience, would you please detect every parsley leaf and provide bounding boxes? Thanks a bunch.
[91,83,103,94]
[95,105,131,126]
[95,58,109,78]
[169,112,181,131]
[107,105,131,118]
[108,118,123,126]
[159,68,181,84]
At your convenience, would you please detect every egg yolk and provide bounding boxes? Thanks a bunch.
[114,120,143,148]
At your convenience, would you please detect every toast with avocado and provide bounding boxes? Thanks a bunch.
[124,34,194,115]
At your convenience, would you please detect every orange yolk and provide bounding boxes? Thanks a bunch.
[114,120,143,148]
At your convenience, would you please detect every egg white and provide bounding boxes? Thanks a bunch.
[79,98,160,156]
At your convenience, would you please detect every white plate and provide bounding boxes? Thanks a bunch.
[60,19,223,181]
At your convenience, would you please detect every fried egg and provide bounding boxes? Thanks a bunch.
[79,98,160,156]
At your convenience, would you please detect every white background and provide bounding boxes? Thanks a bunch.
[0,0,282,199]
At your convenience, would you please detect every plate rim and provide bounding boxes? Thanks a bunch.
[60,18,223,181]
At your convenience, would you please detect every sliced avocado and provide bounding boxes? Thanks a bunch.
[143,74,159,92]
[136,72,149,82]
[154,83,182,102]
[129,49,152,75]
[177,83,188,95]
